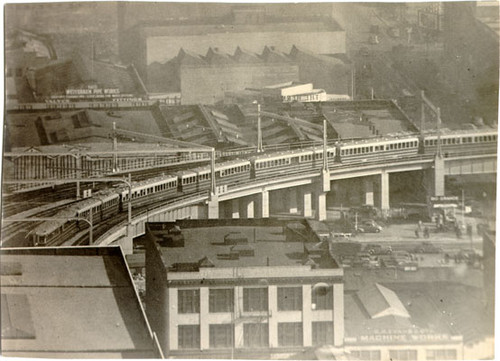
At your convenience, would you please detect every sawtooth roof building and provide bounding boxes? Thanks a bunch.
[120,10,346,87]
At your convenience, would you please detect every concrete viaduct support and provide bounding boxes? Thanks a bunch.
[380,171,390,211]
[315,170,330,221]
[256,191,269,218]
[207,194,219,219]
[364,177,375,207]
[424,156,445,198]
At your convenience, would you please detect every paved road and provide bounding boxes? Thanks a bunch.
[326,210,486,255]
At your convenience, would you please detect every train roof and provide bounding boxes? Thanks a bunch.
[423,128,498,137]
[249,147,322,162]
[119,174,178,192]
[32,207,76,236]
[175,169,197,177]
[339,135,419,147]
[216,159,251,170]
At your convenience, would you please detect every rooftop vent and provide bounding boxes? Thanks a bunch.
[198,256,215,268]
[223,232,248,245]
[170,262,199,272]
[230,244,255,257]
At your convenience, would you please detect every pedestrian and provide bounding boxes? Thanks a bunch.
[423,226,430,239]
[415,228,420,238]
[467,224,473,240]
[455,225,461,239]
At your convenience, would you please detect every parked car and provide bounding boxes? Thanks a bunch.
[412,242,443,254]
[364,243,392,255]
[357,220,383,233]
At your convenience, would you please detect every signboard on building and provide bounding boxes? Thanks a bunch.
[353,328,453,344]
[430,196,459,208]
[65,87,120,96]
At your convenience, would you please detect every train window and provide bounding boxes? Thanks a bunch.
[474,137,478,142]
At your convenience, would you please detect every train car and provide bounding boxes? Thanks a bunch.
[216,159,251,186]
[29,207,78,247]
[422,129,497,157]
[76,190,120,225]
[250,148,333,179]
[338,136,420,163]
[176,169,199,194]
[119,174,178,209]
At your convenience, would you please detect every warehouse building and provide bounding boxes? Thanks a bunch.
[120,7,345,86]
[144,220,344,358]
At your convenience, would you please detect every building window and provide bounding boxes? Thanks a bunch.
[243,288,268,312]
[389,349,418,361]
[178,325,200,349]
[312,322,333,346]
[178,289,200,313]
[243,323,269,348]
[209,288,234,313]
[278,322,303,346]
[350,350,381,361]
[426,349,457,360]
[312,286,333,310]
[277,287,302,311]
[209,324,233,348]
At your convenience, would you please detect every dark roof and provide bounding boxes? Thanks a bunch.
[0,246,160,358]
[177,48,207,66]
[262,46,292,63]
[233,46,263,63]
[32,53,147,97]
[205,47,236,65]
[149,225,339,270]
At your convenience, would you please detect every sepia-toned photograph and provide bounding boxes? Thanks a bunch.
[1,1,497,359]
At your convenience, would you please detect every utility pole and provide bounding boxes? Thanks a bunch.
[210,148,216,196]
[420,90,425,135]
[112,122,118,172]
[257,103,263,153]
[436,107,442,158]
[322,118,328,172]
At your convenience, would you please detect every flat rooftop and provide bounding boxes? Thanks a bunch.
[148,221,340,270]
[0,246,160,358]
[139,18,343,38]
